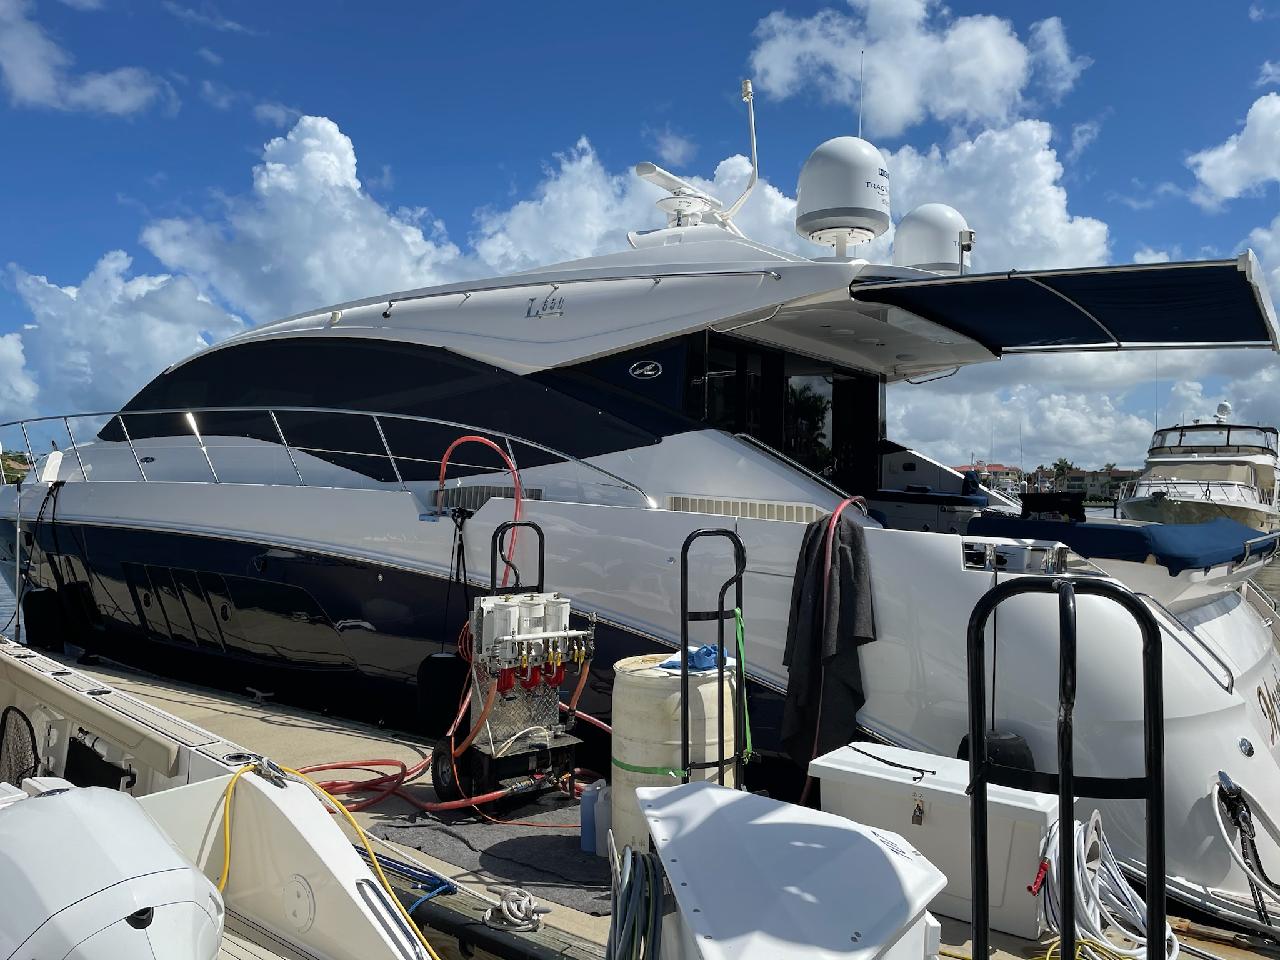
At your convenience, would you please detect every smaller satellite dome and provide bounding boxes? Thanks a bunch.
[893,203,970,274]
[795,137,890,247]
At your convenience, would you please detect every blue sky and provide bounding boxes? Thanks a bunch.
[3,0,1280,468]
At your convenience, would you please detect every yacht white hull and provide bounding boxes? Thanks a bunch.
[1120,494,1280,532]
[4,473,1280,930]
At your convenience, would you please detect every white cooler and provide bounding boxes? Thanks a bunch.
[811,743,1058,939]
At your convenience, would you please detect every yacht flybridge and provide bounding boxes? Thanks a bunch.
[4,97,1280,936]
[1121,402,1280,532]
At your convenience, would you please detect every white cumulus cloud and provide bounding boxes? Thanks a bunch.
[0,0,174,115]
[1187,92,1280,207]
[886,120,1109,270]
[1028,17,1092,101]
[141,117,468,322]
[8,252,242,414]
[749,0,1088,138]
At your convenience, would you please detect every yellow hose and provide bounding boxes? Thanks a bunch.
[217,762,445,960]
[217,765,254,893]
[281,765,446,960]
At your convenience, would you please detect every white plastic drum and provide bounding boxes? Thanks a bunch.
[610,653,736,854]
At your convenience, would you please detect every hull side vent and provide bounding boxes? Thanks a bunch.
[437,485,543,512]
[667,494,822,523]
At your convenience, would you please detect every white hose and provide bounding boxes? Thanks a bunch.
[1208,776,1280,910]
[494,725,552,757]
[1041,812,1179,960]
[484,884,551,932]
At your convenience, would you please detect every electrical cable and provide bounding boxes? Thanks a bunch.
[1210,775,1280,918]
[280,765,447,960]
[3,480,58,636]
[216,764,255,893]
[607,845,664,959]
[1040,813,1178,960]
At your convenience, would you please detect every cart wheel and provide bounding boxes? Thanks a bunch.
[431,736,473,803]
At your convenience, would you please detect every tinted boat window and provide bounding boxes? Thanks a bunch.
[107,337,659,463]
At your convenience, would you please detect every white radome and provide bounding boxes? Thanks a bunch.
[893,202,971,274]
[795,136,890,247]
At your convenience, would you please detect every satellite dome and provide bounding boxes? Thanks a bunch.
[795,137,890,248]
[893,203,970,274]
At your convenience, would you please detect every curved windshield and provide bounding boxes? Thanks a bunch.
[1151,425,1277,452]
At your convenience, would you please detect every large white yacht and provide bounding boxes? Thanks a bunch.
[1121,402,1280,531]
[3,106,1280,933]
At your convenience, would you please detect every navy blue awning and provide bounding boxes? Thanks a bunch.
[968,515,1280,575]
[850,252,1279,354]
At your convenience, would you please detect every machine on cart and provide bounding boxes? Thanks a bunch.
[433,520,595,801]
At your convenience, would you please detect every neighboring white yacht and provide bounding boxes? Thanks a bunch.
[1121,402,1280,532]
[2,101,1280,933]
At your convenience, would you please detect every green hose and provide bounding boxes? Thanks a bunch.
[735,607,753,766]
[610,612,754,778]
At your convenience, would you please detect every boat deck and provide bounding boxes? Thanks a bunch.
[67,657,1259,960]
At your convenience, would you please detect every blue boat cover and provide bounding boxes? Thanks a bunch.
[967,515,1280,575]
[850,253,1279,354]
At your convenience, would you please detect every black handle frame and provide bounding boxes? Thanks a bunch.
[678,528,748,787]
[489,520,545,595]
[966,576,1165,960]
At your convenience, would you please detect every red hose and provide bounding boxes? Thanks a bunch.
[298,756,514,812]
[437,435,523,588]
[452,677,498,757]
[558,701,612,734]
[566,663,591,712]
[314,436,533,819]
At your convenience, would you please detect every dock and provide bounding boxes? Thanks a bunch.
[44,653,1257,960]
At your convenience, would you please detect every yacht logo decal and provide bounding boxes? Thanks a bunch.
[628,360,663,380]
[526,293,566,318]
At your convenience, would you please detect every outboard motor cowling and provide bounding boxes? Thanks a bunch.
[0,784,223,958]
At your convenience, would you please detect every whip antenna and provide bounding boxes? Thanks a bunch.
[858,50,865,138]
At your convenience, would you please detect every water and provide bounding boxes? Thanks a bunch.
[1253,558,1280,601]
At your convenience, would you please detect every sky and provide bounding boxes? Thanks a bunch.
[2,1,1280,470]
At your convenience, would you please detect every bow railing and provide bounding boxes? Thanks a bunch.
[0,405,655,511]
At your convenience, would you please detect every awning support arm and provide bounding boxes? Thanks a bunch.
[1020,275,1122,349]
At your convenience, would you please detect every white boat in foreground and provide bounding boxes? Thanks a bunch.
[0,636,436,959]
[1121,402,1280,532]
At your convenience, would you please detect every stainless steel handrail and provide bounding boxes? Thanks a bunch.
[0,404,655,508]
[1135,591,1235,694]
